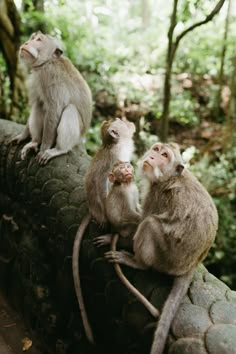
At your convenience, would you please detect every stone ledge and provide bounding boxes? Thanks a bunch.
[0,119,236,354]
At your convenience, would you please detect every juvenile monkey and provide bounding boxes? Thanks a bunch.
[106,142,218,354]
[10,31,92,165]
[95,161,141,244]
[72,118,135,344]
[94,161,159,318]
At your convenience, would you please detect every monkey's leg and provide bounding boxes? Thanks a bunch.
[93,234,112,247]
[105,250,146,270]
[37,104,80,165]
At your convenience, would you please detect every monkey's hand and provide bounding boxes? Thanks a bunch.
[93,234,112,247]
[7,125,30,145]
[21,141,39,160]
[105,251,146,270]
[7,133,27,145]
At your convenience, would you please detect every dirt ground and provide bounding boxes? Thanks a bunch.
[0,291,41,354]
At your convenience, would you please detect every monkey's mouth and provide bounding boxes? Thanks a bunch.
[143,161,151,168]
[21,48,34,57]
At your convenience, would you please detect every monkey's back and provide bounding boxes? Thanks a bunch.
[135,169,218,275]
[85,147,118,224]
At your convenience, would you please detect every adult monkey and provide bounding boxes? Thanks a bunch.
[106,142,218,354]
[72,118,136,344]
[10,31,92,165]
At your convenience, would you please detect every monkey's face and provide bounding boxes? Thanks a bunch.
[141,143,184,181]
[109,162,134,184]
[19,31,63,67]
[102,118,135,144]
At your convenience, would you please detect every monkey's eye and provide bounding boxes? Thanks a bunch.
[153,146,159,152]
[36,37,42,41]
[162,152,168,158]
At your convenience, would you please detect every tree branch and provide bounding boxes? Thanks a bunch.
[174,0,226,48]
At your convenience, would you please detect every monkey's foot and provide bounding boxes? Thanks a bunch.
[93,234,112,247]
[21,142,39,160]
[36,148,66,165]
[105,251,146,270]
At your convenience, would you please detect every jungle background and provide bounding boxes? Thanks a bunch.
[0,0,235,288]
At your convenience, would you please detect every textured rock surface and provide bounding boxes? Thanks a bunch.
[0,119,236,354]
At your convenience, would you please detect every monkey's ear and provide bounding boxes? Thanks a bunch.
[175,164,184,176]
[108,173,115,183]
[54,48,63,57]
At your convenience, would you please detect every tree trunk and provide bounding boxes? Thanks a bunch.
[159,0,226,142]
[0,0,27,119]
[160,0,178,142]
[214,0,231,119]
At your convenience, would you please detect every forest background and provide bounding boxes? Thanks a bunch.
[0,0,235,288]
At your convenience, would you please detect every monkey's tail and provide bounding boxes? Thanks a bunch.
[150,270,194,354]
[72,213,95,344]
[111,234,159,318]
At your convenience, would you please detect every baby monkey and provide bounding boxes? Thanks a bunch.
[95,161,159,318]
[95,160,141,245]
[106,142,218,354]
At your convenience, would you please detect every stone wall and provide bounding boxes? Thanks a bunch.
[0,119,236,354]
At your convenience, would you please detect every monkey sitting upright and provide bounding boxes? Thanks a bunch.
[10,31,92,165]
[106,142,218,354]
[72,118,136,344]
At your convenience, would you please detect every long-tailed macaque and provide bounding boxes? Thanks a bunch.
[72,118,135,344]
[106,142,218,354]
[10,31,92,165]
[95,161,141,244]
[94,161,159,318]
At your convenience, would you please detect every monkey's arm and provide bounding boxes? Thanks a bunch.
[39,82,66,152]
[121,209,141,224]
[40,106,60,151]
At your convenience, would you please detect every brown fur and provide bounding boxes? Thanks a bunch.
[103,162,159,318]
[72,118,135,344]
[106,142,218,354]
[85,118,135,224]
[106,162,141,237]
[10,31,92,165]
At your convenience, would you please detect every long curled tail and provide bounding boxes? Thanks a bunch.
[150,270,194,354]
[72,213,95,344]
[111,234,159,318]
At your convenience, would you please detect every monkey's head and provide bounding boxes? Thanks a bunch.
[19,31,63,68]
[109,161,134,184]
[140,143,184,182]
[101,118,135,145]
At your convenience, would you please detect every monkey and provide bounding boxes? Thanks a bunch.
[9,31,92,165]
[105,142,218,354]
[95,160,141,245]
[72,118,135,344]
[85,118,135,225]
[94,161,159,318]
